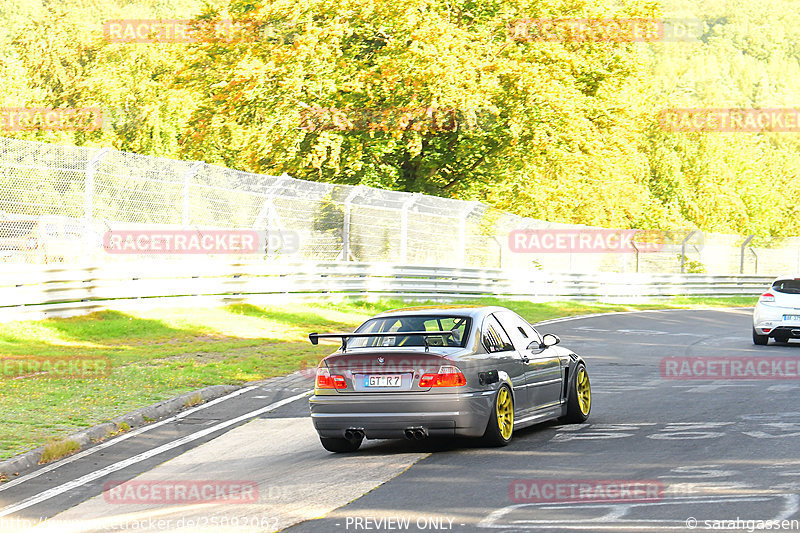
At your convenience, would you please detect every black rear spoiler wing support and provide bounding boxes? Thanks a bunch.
[308,331,456,353]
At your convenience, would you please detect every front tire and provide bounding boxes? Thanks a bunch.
[319,436,362,453]
[562,363,591,423]
[482,384,514,446]
[753,327,769,345]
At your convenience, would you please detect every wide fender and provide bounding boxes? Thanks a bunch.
[562,354,588,400]
[496,370,516,400]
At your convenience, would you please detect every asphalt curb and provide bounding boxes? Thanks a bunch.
[0,383,239,479]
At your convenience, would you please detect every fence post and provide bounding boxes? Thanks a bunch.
[400,193,420,264]
[739,235,754,274]
[680,230,700,273]
[263,175,289,256]
[459,202,481,266]
[84,147,112,222]
[342,186,363,261]
[182,162,204,226]
[84,147,112,254]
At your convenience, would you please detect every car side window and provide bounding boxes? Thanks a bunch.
[482,315,514,353]
[496,311,542,352]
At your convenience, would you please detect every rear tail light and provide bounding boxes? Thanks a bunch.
[315,366,347,389]
[760,293,775,303]
[419,365,466,387]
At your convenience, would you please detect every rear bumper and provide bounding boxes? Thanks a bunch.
[754,307,800,338]
[309,390,495,439]
[763,325,800,339]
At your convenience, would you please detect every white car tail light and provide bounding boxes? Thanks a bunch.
[760,293,775,303]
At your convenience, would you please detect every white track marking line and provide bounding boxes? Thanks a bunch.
[534,307,754,327]
[0,385,261,493]
[0,390,311,518]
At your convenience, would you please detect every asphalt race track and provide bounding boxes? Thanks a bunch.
[2,308,800,533]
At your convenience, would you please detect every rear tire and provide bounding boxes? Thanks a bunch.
[562,363,591,424]
[319,436,362,453]
[482,384,514,447]
[753,327,769,345]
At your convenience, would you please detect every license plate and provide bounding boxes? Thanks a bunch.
[364,374,402,388]
[784,315,800,321]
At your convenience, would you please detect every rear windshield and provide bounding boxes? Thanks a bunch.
[773,279,800,294]
[350,315,472,348]
[0,221,37,238]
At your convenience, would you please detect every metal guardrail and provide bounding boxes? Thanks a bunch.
[0,261,769,321]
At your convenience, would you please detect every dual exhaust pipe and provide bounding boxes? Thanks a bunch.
[344,427,428,440]
[344,429,364,441]
[404,428,428,440]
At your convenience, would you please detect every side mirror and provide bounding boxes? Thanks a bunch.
[540,333,560,348]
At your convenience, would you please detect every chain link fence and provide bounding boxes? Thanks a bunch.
[1,135,798,275]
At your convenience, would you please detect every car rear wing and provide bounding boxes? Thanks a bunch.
[308,331,456,352]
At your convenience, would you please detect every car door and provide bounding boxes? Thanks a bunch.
[481,314,530,410]
[496,311,563,410]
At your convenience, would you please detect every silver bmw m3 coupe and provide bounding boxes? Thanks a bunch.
[308,305,591,452]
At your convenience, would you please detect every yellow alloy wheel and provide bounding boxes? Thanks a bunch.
[577,367,591,415]
[496,387,514,440]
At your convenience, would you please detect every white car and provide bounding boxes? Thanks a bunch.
[753,276,800,345]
